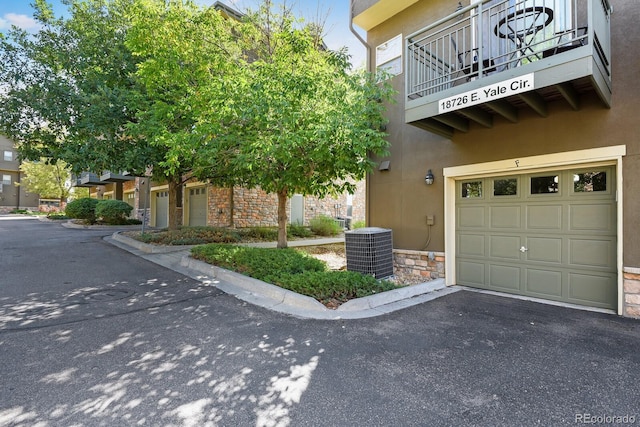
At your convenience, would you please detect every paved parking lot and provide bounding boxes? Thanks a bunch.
[1,217,639,426]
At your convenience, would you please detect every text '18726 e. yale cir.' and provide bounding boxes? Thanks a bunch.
[439,74,534,113]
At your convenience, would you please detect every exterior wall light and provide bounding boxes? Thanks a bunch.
[425,169,435,185]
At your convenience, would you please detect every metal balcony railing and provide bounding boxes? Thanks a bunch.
[406,0,611,101]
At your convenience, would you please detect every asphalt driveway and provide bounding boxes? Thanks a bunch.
[1,216,639,426]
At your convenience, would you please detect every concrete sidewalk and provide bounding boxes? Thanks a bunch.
[107,232,459,319]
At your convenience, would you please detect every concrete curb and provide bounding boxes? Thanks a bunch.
[110,231,459,319]
[111,231,196,254]
[62,220,152,231]
[180,252,457,319]
[337,280,448,311]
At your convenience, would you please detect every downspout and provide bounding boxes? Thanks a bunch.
[349,0,373,226]
[349,0,370,72]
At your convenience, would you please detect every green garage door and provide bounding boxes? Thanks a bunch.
[188,187,208,226]
[456,167,617,309]
[154,191,169,228]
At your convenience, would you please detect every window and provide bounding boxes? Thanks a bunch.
[531,175,559,194]
[2,174,11,185]
[461,181,483,198]
[3,151,12,161]
[573,171,606,192]
[376,34,402,76]
[493,178,518,196]
[346,193,353,217]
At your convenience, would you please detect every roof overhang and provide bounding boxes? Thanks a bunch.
[100,171,134,183]
[78,173,103,186]
[352,0,420,31]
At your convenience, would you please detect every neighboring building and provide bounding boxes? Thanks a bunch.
[75,173,365,229]
[0,135,40,213]
[73,1,366,230]
[181,182,365,229]
[74,172,150,223]
[351,0,640,317]
[149,181,364,229]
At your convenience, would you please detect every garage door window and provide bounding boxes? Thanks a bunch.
[493,178,517,196]
[531,175,559,194]
[573,171,606,192]
[461,181,483,198]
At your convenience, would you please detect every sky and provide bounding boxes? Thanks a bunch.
[0,0,367,68]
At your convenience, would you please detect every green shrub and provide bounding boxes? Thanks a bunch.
[309,215,342,236]
[192,244,326,278]
[351,220,366,229]
[244,226,279,241]
[191,244,397,304]
[46,213,68,220]
[135,226,242,245]
[271,271,397,304]
[65,198,100,223]
[287,223,314,238]
[95,200,133,225]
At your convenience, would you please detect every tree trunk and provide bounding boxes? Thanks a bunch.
[167,177,183,231]
[229,185,235,228]
[277,189,288,249]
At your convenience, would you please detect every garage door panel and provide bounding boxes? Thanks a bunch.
[188,188,207,226]
[155,191,168,229]
[456,168,616,310]
[525,269,563,298]
[458,206,485,228]
[568,272,617,307]
[488,264,520,290]
[527,205,563,230]
[569,203,614,231]
[527,237,563,263]
[459,261,485,285]
[569,238,615,269]
[489,235,520,259]
[490,206,520,228]
[458,233,485,256]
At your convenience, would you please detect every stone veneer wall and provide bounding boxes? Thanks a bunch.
[123,180,136,193]
[207,187,279,228]
[623,268,640,318]
[126,178,150,225]
[393,249,445,281]
[233,188,279,227]
[303,194,345,224]
[206,182,365,228]
[302,180,366,225]
[350,180,366,223]
[207,187,232,227]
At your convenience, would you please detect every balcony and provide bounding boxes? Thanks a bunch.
[405,0,611,137]
[75,172,102,187]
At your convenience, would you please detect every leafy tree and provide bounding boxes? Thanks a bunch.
[19,158,74,203]
[1,0,392,240]
[125,0,243,229]
[0,0,218,230]
[194,1,394,248]
[0,0,151,175]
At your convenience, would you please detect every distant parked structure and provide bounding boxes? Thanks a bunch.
[0,135,40,213]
